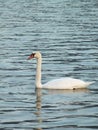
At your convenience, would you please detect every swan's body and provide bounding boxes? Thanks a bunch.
[28,52,94,89]
[43,78,93,89]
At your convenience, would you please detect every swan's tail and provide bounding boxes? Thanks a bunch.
[86,81,95,86]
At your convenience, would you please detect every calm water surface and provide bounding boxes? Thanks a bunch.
[0,0,98,129]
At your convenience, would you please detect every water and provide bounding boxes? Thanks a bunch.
[0,0,98,129]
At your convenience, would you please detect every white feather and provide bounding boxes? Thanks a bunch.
[43,77,94,89]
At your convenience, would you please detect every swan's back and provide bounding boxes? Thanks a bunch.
[43,77,93,89]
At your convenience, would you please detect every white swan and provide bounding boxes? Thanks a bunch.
[28,51,94,89]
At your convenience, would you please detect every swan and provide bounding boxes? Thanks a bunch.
[28,51,94,89]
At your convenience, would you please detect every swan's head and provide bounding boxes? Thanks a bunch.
[28,51,41,60]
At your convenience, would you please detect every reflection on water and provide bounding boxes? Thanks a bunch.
[0,0,98,129]
[36,89,42,115]
[35,89,42,130]
[47,88,90,94]
[34,88,91,130]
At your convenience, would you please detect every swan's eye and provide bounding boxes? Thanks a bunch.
[31,53,35,57]
[28,53,35,60]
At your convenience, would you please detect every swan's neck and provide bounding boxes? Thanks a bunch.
[36,57,42,88]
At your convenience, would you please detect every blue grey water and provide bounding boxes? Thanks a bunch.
[0,0,98,129]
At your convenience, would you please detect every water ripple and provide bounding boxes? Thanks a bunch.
[0,0,98,129]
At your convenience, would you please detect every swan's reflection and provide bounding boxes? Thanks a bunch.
[34,88,89,130]
[34,88,43,130]
[35,88,42,115]
[47,88,89,94]
[35,88,89,111]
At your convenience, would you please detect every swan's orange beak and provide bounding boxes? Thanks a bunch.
[27,53,35,60]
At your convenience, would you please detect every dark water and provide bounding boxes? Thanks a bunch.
[0,0,98,129]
